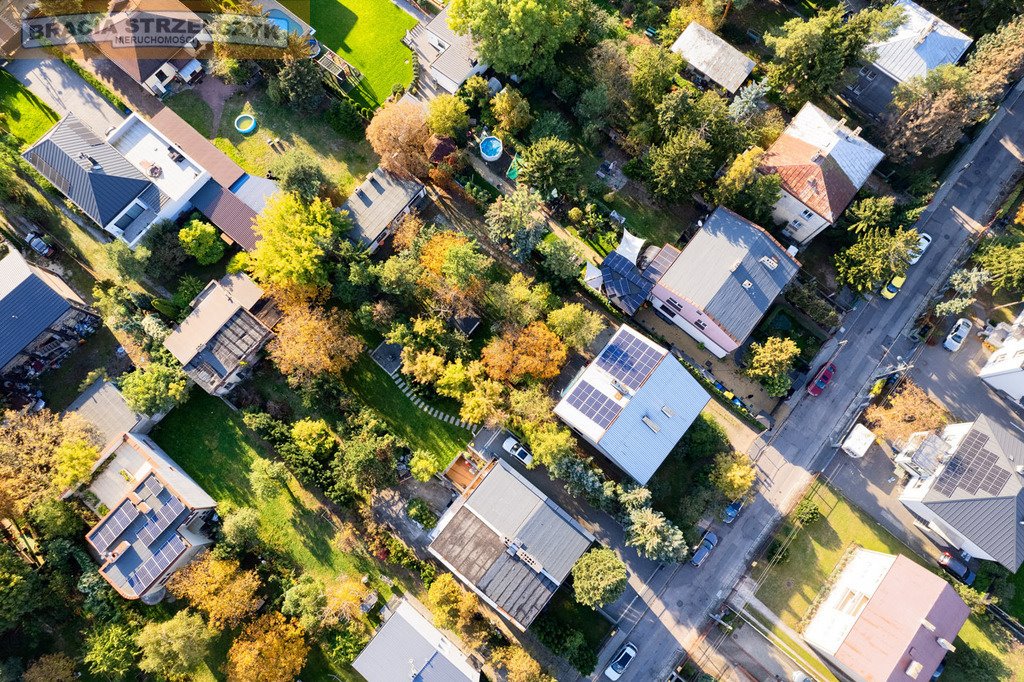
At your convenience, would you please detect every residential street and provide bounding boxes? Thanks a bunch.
[595,80,1024,681]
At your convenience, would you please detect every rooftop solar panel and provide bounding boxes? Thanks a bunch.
[566,380,622,430]
[137,497,187,546]
[932,431,1012,498]
[90,500,140,555]
[595,329,664,390]
[600,252,653,315]
[129,534,187,593]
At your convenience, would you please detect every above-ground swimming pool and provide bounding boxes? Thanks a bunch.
[480,136,503,162]
[266,8,321,57]
[235,114,257,134]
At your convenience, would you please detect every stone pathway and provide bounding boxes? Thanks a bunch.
[392,374,475,432]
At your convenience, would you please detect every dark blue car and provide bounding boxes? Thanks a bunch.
[722,500,744,524]
[691,531,719,567]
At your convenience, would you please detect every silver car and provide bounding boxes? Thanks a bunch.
[943,318,973,352]
[604,642,637,680]
[502,436,533,465]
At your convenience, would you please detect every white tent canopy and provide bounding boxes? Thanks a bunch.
[584,262,603,291]
[615,228,646,266]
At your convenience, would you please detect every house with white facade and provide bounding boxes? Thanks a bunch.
[978,308,1024,403]
[803,549,969,682]
[759,103,885,244]
[554,325,710,484]
[405,6,488,94]
[896,415,1024,572]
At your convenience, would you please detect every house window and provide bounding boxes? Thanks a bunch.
[800,208,814,220]
[658,304,676,318]
[114,202,146,230]
[694,319,707,331]
[790,218,804,229]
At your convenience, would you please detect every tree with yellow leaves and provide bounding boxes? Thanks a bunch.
[482,322,567,382]
[268,304,363,385]
[167,554,261,630]
[709,451,758,500]
[323,576,372,627]
[227,612,309,682]
[864,380,949,446]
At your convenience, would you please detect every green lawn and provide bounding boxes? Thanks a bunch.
[164,90,215,138]
[39,327,121,411]
[756,481,1024,680]
[0,70,59,145]
[290,0,417,107]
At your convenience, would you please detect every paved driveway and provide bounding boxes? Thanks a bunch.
[5,56,124,135]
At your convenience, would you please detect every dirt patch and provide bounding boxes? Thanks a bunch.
[192,76,240,134]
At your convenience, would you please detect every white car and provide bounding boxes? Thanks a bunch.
[943,318,973,352]
[502,436,533,465]
[908,232,932,265]
[604,642,637,680]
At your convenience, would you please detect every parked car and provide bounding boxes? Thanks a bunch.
[603,642,637,681]
[26,233,54,257]
[908,232,932,265]
[502,436,533,465]
[932,660,946,680]
[806,362,837,397]
[791,672,814,682]
[690,531,719,567]
[722,500,744,524]
[938,551,976,586]
[943,318,973,352]
[881,274,906,300]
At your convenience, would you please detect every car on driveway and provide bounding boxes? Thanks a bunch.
[722,500,744,524]
[604,642,637,680]
[938,551,976,586]
[26,233,54,258]
[690,531,719,567]
[943,318,973,352]
[908,232,932,265]
[502,436,533,465]
[807,362,837,396]
[881,274,906,300]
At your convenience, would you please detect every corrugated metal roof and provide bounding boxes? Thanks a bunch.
[67,379,145,446]
[655,208,799,343]
[342,167,425,248]
[869,0,972,84]
[0,249,72,369]
[670,22,755,93]
[190,179,259,251]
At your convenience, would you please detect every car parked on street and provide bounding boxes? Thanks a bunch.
[938,551,976,586]
[502,435,533,465]
[943,318,973,352]
[26,233,54,258]
[881,274,906,300]
[807,362,837,396]
[908,232,932,265]
[722,500,744,524]
[690,531,719,567]
[604,642,637,680]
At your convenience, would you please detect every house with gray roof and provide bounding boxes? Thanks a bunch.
[555,325,710,484]
[428,458,594,630]
[669,22,755,94]
[82,432,216,604]
[342,167,426,253]
[405,5,488,94]
[847,0,972,118]
[163,273,277,396]
[897,415,1024,572]
[353,598,480,682]
[646,207,799,358]
[68,379,158,447]
[0,247,98,377]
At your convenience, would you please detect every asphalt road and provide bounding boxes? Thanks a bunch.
[595,81,1024,682]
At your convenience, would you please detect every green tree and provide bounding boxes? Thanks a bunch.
[793,499,821,524]
[410,449,442,482]
[491,87,533,139]
[765,5,904,105]
[272,151,333,203]
[335,418,398,492]
[953,581,997,616]
[486,186,547,262]
[649,130,714,202]
[221,507,262,554]
[537,238,582,284]
[710,451,757,500]
[835,227,919,292]
[427,94,470,138]
[629,43,683,112]
[441,240,493,290]
[517,137,581,198]
[272,37,326,111]
[965,14,1024,102]
[448,0,584,75]
[250,458,290,499]
[84,623,139,679]
[728,78,770,122]
[571,548,627,608]
[976,240,1024,294]
[713,147,782,225]
[547,303,603,351]
[137,610,214,680]
[52,436,99,490]
[426,573,478,630]
[178,218,225,265]
[886,64,978,161]
[745,336,800,397]
[281,575,327,632]
[23,653,76,682]
[625,507,689,562]
[846,196,895,234]
[949,267,992,297]
[27,499,84,540]
[523,421,575,468]
[0,544,41,633]
[120,363,189,416]
[487,272,553,326]
[105,240,150,280]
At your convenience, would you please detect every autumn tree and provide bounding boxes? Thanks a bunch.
[167,554,261,629]
[268,304,363,384]
[835,227,919,292]
[494,645,555,682]
[411,449,442,481]
[523,420,575,468]
[508,384,556,428]
[965,14,1024,102]
[547,303,604,351]
[710,451,758,500]
[487,272,553,326]
[649,129,714,202]
[84,623,139,679]
[486,186,547,262]
[427,93,470,138]
[178,218,225,265]
[482,322,567,382]
[323,576,372,626]
[367,100,430,178]
[517,137,581,198]
[137,610,214,681]
[250,192,347,297]
[864,380,948,446]
[448,0,584,76]
[491,87,533,139]
[713,147,781,225]
[571,548,627,608]
[427,573,479,631]
[23,653,76,682]
[227,612,309,682]
[745,336,800,397]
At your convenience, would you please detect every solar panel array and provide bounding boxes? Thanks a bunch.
[932,431,1012,498]
[566,380,623,430]
[595,329,664,390]
[600,252,653,315]
[642,244,681,284]
[90,500,140,555]
[137,497,187,546]
[128,534,187,594]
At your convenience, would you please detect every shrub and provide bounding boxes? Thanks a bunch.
[178,218,225,265]
[326,98,365,139]
[794,499,821,525]
[534,617,597,675]
[406,498,438,530]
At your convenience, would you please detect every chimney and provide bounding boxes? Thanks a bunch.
[921,618,935,632]
[852,126,862,136]
[642,416,661,433]
[937,638,956,653]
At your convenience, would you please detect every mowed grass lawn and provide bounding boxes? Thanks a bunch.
[0,70,59,145]
[756,481,1024,680]
[293,0,416,107]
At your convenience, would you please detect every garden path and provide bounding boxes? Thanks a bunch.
[192,75,239,133]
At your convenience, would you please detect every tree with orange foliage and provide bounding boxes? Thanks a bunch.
[268,304,364,385]
[864,380,948,447]
[167,554,261,630]
[227,612,309,682]
[482,322,567,383]
[366,100,430,179]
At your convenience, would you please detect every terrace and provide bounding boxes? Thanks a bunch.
[107,114,207,203]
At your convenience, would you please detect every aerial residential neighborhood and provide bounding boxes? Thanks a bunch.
[2,0,1024,681]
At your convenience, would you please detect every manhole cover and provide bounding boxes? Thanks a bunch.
[677,600,684,607]
[786,579,795,588]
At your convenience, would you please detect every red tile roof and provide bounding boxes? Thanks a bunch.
[759,134,858,223]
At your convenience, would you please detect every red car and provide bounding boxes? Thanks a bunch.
[807,363,836,396]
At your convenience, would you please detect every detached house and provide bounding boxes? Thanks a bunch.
[554,325,709,484]
[848,0,972,118]
[405,5,488,94]
[803,549,969,682]
[977,309,1024,403]
[83,433,217,604]
[896,415,1024,572]
[759,103,884,244]
[342,167,426,253]
[428,459,593,630]
[163,274,277,396]
[669,22,755,94]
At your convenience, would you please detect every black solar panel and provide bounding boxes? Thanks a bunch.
[129,534,187,593]
[600,252,653,315]
[596,329,663,390]
[137,497,187,546]
[932,431,1012,498]
[566,380,623,430]
[90,500,140,555]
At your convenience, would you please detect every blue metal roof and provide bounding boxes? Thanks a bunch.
[0,250,71,369]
